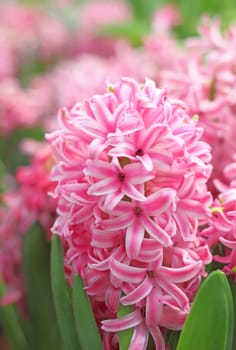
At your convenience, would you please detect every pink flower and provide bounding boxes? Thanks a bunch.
[0,141,57,308]
[68,0,131,57]
[84,158,153,210]
[0,2,69,64]
[0,79,40,135]
[202,157,236,282]
[155,17,236,194]
[152,4,181,33]
[48,78,212,349]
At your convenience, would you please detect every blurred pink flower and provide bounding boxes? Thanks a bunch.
[0,79,39,135]
[155,17,236,194]
[79,0,131,31]
[67,0,131,57]
[0,142,57,307]
[0,2,69,68]
[152,4,181,33]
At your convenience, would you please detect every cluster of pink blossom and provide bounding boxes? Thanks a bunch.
[0,2,69,134]
[152,16,236,192]
[0,142,56,306]
[66,0,132,57]
[201,158,236,282]
[48,78,212,349]
[0,2,68,72]
[0,79,42,135]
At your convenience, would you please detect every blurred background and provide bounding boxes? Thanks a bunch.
[1,1,236,349]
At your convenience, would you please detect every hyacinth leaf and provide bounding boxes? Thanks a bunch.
[176,270,234,350]
[99,21,149,47]
[176,0,236,36]
[118,304,134,350]
[229,277,236,350]
[1,127,44,174]
[72,274,102,350]
[0,278,27,350]
[51,235,80,350]
[165,330,180,350]
[127,0,161,22]
[23,224,62,350]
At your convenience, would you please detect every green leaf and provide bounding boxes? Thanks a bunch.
[229,277,236,350]
[175,0,236,37]
[165,330,180,350]
[99,21,149,47]
[51,235,80,350]
[72,274,102,350]
[127,0,161,22]
[0,279,27,350]
[118,304,134,350]
[0,126,44,175]
[177,270,234,350]
[23,224,62,350]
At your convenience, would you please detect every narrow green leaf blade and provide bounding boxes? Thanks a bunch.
[51,235,79,350]
[127,0,161,22]
[118,304,134,350]
[229,277,236,350]
[0,278,27,350]
[99,21,149,47]
[23,224,62,350]
[177,270,234,350]
[72,274,102,350]
[165,330,180,350]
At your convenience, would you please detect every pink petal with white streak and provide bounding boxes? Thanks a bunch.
[158,261,202,283]
[141,216,172,246]
[121,276,153,305]
[129,323,149,350]
[102,310,143,331]
[109,258,146,283]
[88,176,119,196]
[145,287,163,326]
[125,219,145,259]
[158,276,189,310]
[105,285,121,313]
[122,182,146,201]
[85,159,117,178]
[144,188,175,215]
[149,325,165,350]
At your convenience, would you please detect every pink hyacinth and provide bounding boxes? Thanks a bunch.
[0,141,57,307]
[68,0,131,57]
[154,17,236,194]
[202,157,236,282]
[0,2,68,70]
[48,78,212,349]
[0,79,40,135]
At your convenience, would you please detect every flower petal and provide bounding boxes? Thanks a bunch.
[109,258,146,283]
[125,219,144,259]
[122,182,146,202]
[88,177,119,196]
[129,323,149,350]
[102,310,143,332]
[158,276,189,310]
[121,276,153,305]
[145,287,163,326]
[141,216,172,246]
[144,188,176,215]
[159,261,202,283]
